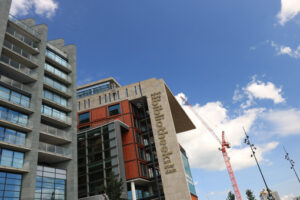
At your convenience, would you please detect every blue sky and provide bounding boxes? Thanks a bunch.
[10,0,300,199]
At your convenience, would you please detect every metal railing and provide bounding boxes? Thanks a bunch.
[40,124,71,140]
[0,111,33,129]
[39,142,71,157]
[6,26,39,49]
[0,75,31,93]
[8,14,41,39]
[3,40,38,65]
[0,55,38,80]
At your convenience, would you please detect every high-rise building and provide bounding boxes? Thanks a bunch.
[260,189,281,200]
[77,77,198,200]
[0,0,77,199]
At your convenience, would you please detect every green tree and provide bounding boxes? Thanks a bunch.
[105,171,123,200]
[226,191,235,200]
[246,189,256,200]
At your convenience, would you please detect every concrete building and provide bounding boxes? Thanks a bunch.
[0,0,77,199]
[260,189,281,200]
[77,77,198,200]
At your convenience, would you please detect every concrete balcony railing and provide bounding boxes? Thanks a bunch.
[8,14,41,39]
[3,40,38,65]
[0,75,31,94]
[6,26,39,50]
[0,55,38,80]
[39,142,71,157]
[40,124,71,141]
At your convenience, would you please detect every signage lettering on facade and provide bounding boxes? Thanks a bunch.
[151,92,176,174]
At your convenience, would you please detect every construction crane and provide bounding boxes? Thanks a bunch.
[180,96,242,200]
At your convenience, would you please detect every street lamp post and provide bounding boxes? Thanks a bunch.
[283,146,300,184]
[243,128,274,200]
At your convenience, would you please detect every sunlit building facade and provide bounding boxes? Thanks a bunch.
[77,77,198,200]
[0,0,77,199]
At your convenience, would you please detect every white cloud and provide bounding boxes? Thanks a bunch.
[233,77,285,108]
[246,80,285,104]
[10,0,58,18]
[262,109,300,136]
[270,41,300,59]
[281,193,295,200]
[176,93,278,171]
[277,0,300,25]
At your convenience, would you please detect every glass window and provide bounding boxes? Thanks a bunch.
[46,49,68,67]
[78,112,90,124]
[108,104,120,116]
[0,172,22,199]
[99,96,101,104]
[0,86,10,101]
[126,88,128,97]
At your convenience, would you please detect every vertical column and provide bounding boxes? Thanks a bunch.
[0,0,11,55]
[131,181,137,200]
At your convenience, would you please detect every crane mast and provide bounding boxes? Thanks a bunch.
[180,96,242,200]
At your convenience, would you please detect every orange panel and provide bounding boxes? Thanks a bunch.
[122,114,132,126]
[122,129,134,145]
[125,161,139,180]
[191,194,198,200]
[121,101,130,114]
[91,107,106,121]
[123,144,137,161]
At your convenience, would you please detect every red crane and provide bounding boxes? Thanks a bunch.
[180,96,242,200]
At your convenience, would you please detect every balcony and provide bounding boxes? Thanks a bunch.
[0,54,37,83]
[8,14,41,40]
[40,124,71,145]
[0,160,30,174]
[42,97,72,113]
[38,142,71,163]
[0,93,33,115]
[0,75,31,95]
[6,26,39,55]
[0,135,31,152]
[43,81,71,99]
[0,112,32,133]
[44,65,72,85]
[45,51,72,73]
[2,40,39,68]
[41,112,72,128]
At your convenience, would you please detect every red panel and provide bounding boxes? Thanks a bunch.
[121,101,130,114]
[91,107,106,121]
[191,194,198,200]
[125,161,139,180]
[122,129,135,145]
[122,114,132,126]
[123,144,137,161]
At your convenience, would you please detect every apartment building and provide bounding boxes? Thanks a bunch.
[0,0,77,199]
[77,77,198,200]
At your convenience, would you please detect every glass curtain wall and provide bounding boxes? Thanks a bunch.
[0,106,28,126]
[0,172,22,200]
[0,126,26,146]
[35,165,66,200]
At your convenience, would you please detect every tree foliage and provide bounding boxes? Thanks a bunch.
[105,171,123,200]
[246,189,256,200]
[226,191,235,200]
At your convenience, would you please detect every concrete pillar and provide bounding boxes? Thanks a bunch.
[131,181,137,200]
